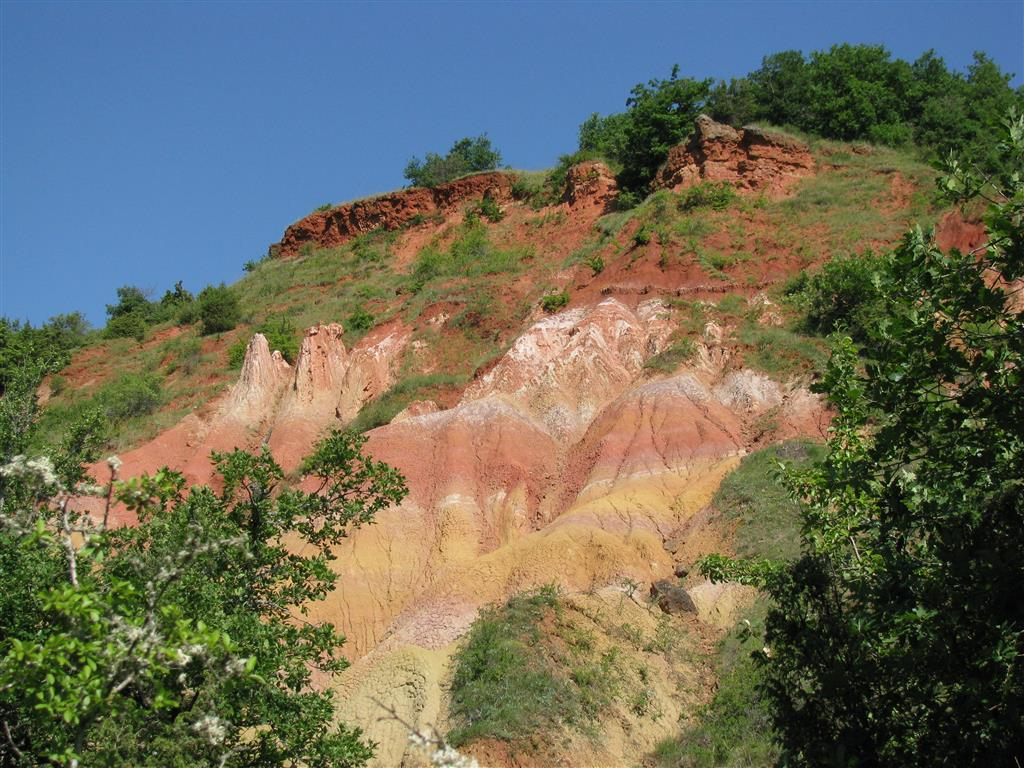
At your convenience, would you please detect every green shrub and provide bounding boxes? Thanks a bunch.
[678,181,737,211]
[632,227,652,247]
[584,254,605,275]
[99,372,163,420]
[797,251,885,343]
[615,190,641,211]
[105,285,152,321]
[540,291,570,313]
[314,203,333,212]
[466,195,504,223]
[346,307,375,333]
[198,283,241,335]
[103,311,148,341]
[258,317,300,363]
[227,338,247,369]
[644,338,697,373]
[404,135,502,188]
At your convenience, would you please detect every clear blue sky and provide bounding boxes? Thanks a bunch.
[2,1,1022,327]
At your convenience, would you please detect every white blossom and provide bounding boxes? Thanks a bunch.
[1,454,60,488]
[107,455,123,472]
[191,715,227,746]
[407,728,480,768]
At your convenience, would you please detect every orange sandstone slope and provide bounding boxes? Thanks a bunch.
[64,116,960,764]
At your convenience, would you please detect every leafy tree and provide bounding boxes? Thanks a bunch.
[796,250,886,344]
[403,135,503,188]
[0,352,408,767]
[616,67,712,192]
[105,286,152,321]
[701,112,1024,765]
[159,280,194,310]
[197,283,241,335]
[577,111,630,163]
[0,314,89,397]
[744,50,814,129]
[806,44,914,143]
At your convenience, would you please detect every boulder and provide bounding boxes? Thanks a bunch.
[650,579,697,615]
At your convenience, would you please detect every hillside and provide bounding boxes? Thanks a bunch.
[32,116,986,766]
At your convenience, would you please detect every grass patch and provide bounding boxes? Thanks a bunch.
[410,223,532,292]
[738,324,826,379]
[653,442,823,767]
[448,586,621,748]
[714,440,825,560]
[653,603,778,768]
[594,210,635,239]
[644,337,697,374]
[346,373,465,433]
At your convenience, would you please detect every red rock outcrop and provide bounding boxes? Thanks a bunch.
[563,160,618,210]
[654,114,814,195]
[933,209,987,253]
[275,172,515,258]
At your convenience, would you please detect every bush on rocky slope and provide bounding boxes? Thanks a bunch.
[404,135,503,189]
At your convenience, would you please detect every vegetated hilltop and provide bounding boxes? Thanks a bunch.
[42,115,977,765]
[13,43,1017,768]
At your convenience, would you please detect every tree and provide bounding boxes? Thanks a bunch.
[105,286,151,321]
[197,283,240,335]
[0,381,408,766]
[615,66,712,192]
[403,135,503,188]
[0,314,89,397]
[702,111,1024,765]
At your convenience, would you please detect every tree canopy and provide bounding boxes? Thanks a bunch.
[702,111,1024,765]
[0,340,408,765]
[403,135,503,188]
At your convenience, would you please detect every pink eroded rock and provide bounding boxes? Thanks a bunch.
[462,297,673,443]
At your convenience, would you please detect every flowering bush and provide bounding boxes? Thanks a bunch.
[0,381,407,767]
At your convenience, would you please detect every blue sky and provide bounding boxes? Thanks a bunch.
[2,1,1022,327]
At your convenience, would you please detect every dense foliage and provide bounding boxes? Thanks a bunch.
[709,46,1021,172]
[578,65,711,192]
[403,135,503,188]
[579,45,1021,193]
[790,250,886,344]
[0,314,89,397]
[103,282,196,341]
[702,113,1024,765]
[0,341,408,765]
[197,283,241,335]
